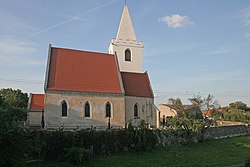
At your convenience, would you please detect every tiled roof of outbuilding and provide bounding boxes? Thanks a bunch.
[30,94,44,111]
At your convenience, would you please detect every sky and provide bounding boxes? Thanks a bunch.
[0,0,250,107]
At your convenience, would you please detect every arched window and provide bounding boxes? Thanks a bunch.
[125,49,131,61]
[84,102,90,118]
[134,104,139,118]
[61,101,67,117]
[106,102,111,118]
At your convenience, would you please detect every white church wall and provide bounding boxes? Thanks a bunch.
[44,91,125,129]
[109,39,143,73]
[28,111,42,128]
[125,96,157,128]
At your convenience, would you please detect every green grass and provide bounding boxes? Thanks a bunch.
[29,136,250,167]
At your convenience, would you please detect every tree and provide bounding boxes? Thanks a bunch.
[229,101,247,111]
[221,101,250,123]
[0,95,3,106]
[167,95,218,142]
[187,95,205,119]
[0,107,31,166]
[0,88,28,108]
[204,94,220,110]
[168,98,183,110]
[168,98,185,117]
[0,88,30,166]
[189,95,204,110]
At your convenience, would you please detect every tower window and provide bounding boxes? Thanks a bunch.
[134,103,139,118]
[106,102,111,118]
[61,100,67,117]
[84,102,90,118]
[125,49,131,61]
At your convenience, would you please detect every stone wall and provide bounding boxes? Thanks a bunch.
[204,125,250,139]
[125,96,157,128]
[156,125,250,147]
[44,91,125,129]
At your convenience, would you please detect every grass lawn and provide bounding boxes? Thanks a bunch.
[31,136,250,167]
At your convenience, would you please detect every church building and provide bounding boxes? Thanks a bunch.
[37,4,157,129]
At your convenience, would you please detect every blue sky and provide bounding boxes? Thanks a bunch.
[0,0,250,106]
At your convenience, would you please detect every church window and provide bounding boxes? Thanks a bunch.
[125,49,131,61]
[84,102,90,118]
[106,102,111,118]
[134,104,139,118]
[61,101,67,117]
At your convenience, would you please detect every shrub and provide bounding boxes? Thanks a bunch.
[0,107,31,166]
[65,147,89,165]
[125,120,157,151]
[40,131,75,161]
[245,156,250,167]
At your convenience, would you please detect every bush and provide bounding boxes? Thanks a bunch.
[27,122,209,166]
[0,107,31,166]
[125,120,158,151]
[30,121,159,164]
[245,156,250,167]
[65,147,89,165]
[33,131,75,161]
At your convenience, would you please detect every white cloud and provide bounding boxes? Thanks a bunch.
[0,38,44,65]
[0,10,37,34]
[238,7,250,39]
[159,14,194,28]
[187,71,250,82]
[33,0,117,36]
[205,48,231,55]
[0,39,35,55]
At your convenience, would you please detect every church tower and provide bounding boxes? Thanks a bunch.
[109,4,144,73]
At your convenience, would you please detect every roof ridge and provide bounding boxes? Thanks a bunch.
[121,71,146,74]
[52,46,113,56]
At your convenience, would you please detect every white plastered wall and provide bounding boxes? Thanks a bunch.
[125,96,157,128]
[109,40,143,73]
[44,91,126,129]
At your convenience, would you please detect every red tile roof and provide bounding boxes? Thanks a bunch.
[46,47,123,94]
[121,72,154,98]
[203,109,222,115]
[30,94,44,111]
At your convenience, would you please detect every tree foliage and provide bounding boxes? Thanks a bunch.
[0,88,28,108]
[0,107,31,166]
[221,101,250,123]
[166,95,217,142]
[229,101,248,111]
[0,88,30,166]
[168,98,184,111]
[189,95,204,111]
[189,94,220,111]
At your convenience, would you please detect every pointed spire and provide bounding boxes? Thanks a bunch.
[116,4,137,42]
